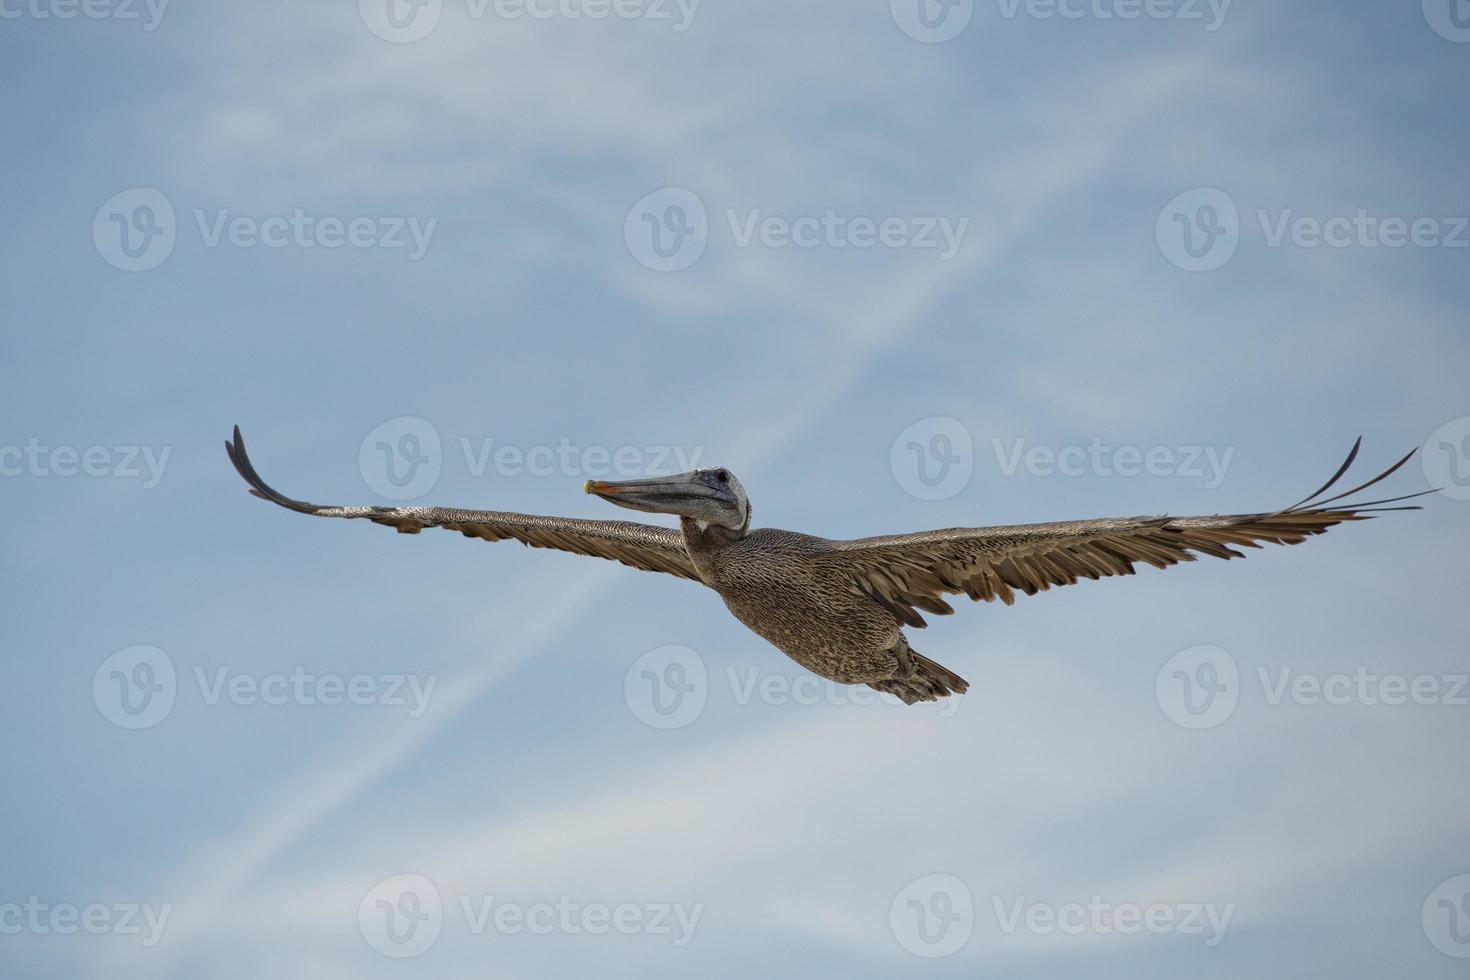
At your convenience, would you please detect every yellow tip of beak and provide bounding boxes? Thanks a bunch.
[585,480,624,495]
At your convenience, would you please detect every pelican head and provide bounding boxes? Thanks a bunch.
[586,468,749,532]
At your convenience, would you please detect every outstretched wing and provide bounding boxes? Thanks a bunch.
[227,426,702,582]
[821,440,1432,628]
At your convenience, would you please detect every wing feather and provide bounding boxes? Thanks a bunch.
[226,426,701,582]
[821,442,1432,626]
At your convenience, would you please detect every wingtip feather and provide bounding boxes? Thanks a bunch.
[226,425,325,514]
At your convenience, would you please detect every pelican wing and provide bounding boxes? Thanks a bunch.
[227,427,701,582]
[821,441,1430,628]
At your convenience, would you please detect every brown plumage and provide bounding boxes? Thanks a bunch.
[228,428,1430,705]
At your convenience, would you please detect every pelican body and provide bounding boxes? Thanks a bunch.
[227,428,1427,704]
[682,524,959,699]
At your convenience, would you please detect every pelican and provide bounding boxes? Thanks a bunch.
[227,427,1429,704]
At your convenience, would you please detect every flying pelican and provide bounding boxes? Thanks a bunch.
[227,427,1429,704]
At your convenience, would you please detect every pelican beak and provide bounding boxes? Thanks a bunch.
[584,472,723,517]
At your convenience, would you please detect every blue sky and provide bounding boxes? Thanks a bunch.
[2,0,1468,976]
